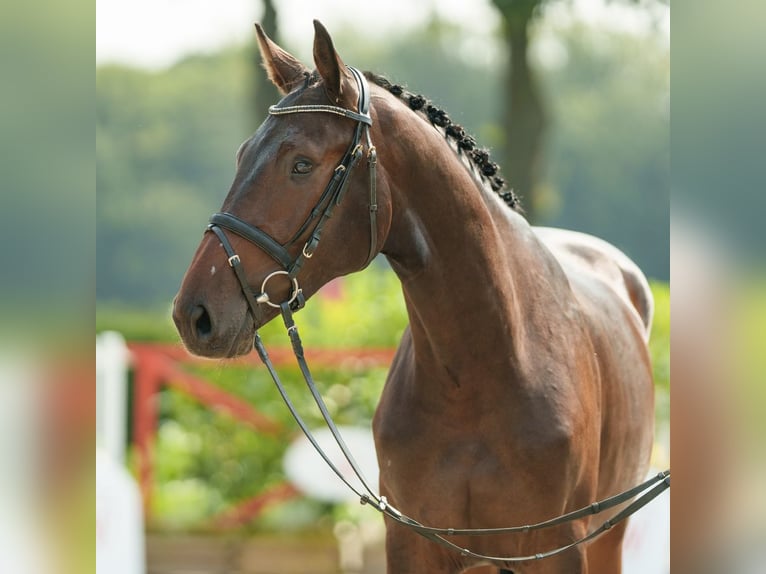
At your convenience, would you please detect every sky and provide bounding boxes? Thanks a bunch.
[96,0,668,70]
[96,0,495,69]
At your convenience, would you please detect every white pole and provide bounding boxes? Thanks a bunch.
[96,330,130,464]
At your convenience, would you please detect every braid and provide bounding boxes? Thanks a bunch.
[367,73,522,212]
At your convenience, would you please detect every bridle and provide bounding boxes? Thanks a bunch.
[207,66,377,316]
[205,66,670,567]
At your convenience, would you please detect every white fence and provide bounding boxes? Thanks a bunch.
[96,331,145,574]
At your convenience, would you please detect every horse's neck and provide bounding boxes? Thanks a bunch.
[378,104,559,392]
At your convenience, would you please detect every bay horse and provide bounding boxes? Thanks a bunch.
[173,21,655,574]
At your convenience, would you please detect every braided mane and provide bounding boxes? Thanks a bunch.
[366,72,522,213]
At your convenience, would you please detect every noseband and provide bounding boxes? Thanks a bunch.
[206,66,377,314]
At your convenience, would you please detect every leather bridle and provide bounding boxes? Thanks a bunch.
[205,66,670,567]
[206,66,377,316]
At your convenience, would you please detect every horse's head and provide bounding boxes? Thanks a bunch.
[173,21,391,358]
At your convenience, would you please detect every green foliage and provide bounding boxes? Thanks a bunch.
[96,264,408,345]
[97,49,253,305]
[539,23,670,280]
[129,267,404,531]
[148,360,389,532]
[329,17,504,140]
[649,280,669,393]
[733,277,766,445]
[259,266,408,348]
[97,303,177,342]
[649,281,670,430]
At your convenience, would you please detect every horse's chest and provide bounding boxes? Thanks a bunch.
[373,368,587,521]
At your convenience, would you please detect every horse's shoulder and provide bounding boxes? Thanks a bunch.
[533,227,654,341]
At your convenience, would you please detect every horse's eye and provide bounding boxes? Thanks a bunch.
[292,160,313,175]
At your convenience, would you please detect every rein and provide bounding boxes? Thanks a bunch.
[207,67,670,566]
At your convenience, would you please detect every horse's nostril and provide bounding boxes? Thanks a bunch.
[192,305,212,338]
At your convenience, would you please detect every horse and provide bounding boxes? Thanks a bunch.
[172,21,655,574]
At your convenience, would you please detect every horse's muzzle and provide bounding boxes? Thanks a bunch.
[172,294,255,358]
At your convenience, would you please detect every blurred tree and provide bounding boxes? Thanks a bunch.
[490,0,667,224]
[96,52,252,305]
[542,23,669,279]
[491,0,547,223]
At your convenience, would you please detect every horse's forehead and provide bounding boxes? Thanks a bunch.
[242,117,317,163]
[281,81,332,108]
[251,88,337,144]
[230,85,348,199]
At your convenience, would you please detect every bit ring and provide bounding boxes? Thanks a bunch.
[258,270,301,309]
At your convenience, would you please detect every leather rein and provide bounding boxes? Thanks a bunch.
[206,67,670,567]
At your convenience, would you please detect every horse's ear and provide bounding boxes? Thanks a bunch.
[255,23,308,95]
[312,20,351,104]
